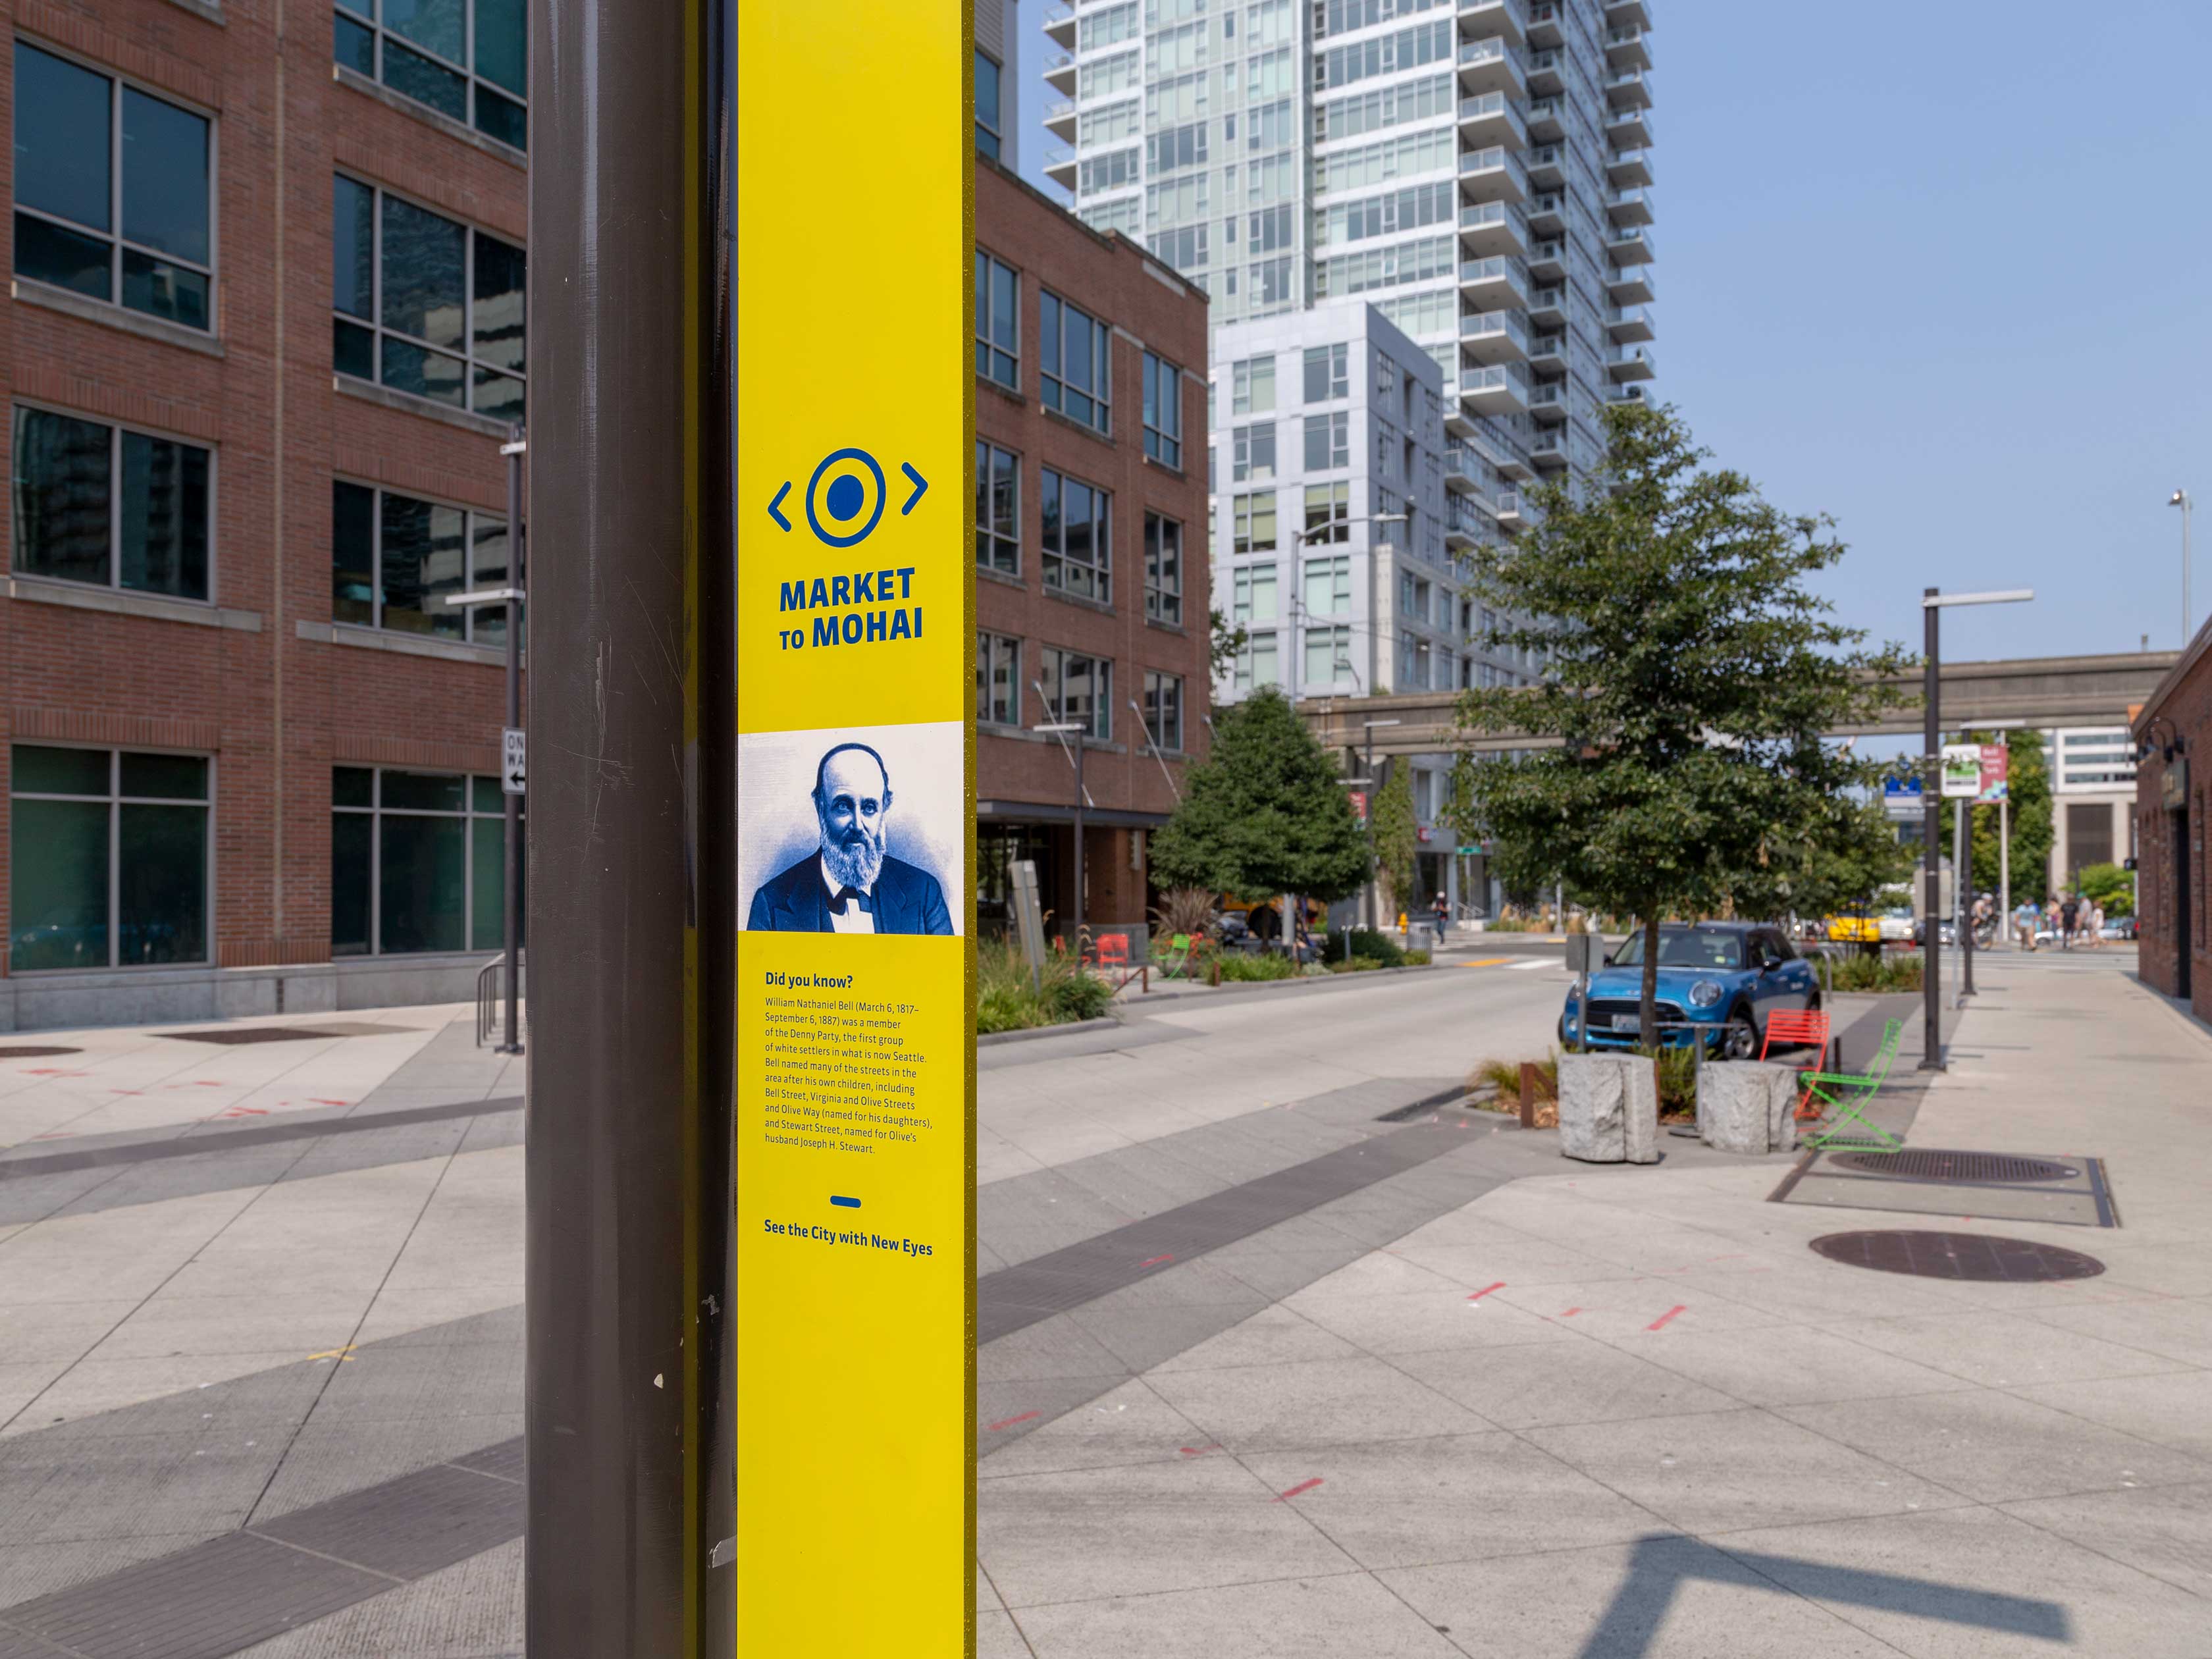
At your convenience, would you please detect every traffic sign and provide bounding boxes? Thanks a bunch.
[501,728,525,795]
[1882,774,1922,822]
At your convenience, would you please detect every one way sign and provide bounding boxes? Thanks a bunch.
[502,728,526,795]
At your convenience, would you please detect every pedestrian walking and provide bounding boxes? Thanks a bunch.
[2084,901,2105,951]
[2059,891,2080,950]
[2013,897,2040,951]
[1431,891,1450,945]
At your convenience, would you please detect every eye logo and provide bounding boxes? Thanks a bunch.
[767,449,930,550]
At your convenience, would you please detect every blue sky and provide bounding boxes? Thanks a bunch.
[1016,1,2212,668]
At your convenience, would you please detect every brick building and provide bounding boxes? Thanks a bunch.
[2133,616,2211,1019]
[974,157,1211,939]
[1,1,526,1029]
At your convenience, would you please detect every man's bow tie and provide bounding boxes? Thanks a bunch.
[830,885,875,916]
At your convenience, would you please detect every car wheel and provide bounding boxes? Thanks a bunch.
[1722,1007,1758,1060]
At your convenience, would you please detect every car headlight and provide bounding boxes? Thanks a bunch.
[1688,980,1723,1008]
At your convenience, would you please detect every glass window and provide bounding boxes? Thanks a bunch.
[1233,630,1278,693]
[1144,513,1182,625]
[975,50,1003,159]
[1304,480,1350,543]
[1040,290,1112,434]
[332,176,527,421]
[332,480,510,645]
[1303,625,1353,689]
[1041,647,1111,741]
[12,406,211,600]
[1232,491,1277,555]
[1304,555,1351,616]
[1232,422,1275,483]
[332,0,527,147]
[12,45,213,331]
[1232,562,1277,623]
[1142,352,1182,467]
[1142,670,1184,752]
[974,442,1020,575]
[1303,341,1349,402]
[1041,467,1111,604]
[976,631,1020,726]
[10,745,208,970]
[974,253,1018,388]
[1304,410,1350,471]
[331,766,517,955]
[1230,354,1275,416]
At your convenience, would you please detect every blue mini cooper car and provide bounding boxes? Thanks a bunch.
[1560,922,1820,1058]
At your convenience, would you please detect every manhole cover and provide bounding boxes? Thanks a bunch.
[1832,1149,2080,1184]
[1810,1230,2105,1282]
[0,1046,81,1059]
[163,1026,346,1046]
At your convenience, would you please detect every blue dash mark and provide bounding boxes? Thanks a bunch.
[830,1196,861,1209]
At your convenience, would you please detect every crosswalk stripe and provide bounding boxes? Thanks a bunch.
[1506,958,1554,971]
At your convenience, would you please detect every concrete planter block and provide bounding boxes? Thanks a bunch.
[1696,1061,1784,1154]
[1558,1053,1660,1165]
[1767,1064,1802,1154]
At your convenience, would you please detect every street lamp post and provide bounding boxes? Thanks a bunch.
[1919,587,2034,1070]
[1361,718,1402,929]
[440,425,528,1055]
[2171,489,2193,647]
[1034,721,1086,939]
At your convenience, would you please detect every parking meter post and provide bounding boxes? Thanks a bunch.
[526,0,735,1652]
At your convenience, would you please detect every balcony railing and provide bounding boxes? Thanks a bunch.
[1458,200,1527,236]
[1459,254,1530,291]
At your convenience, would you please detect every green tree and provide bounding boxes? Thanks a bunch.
[1370,760,1418,920]
[1942,729,2053,903]
[1452,402,1910,1045]
[2077,861,2134,918]
[1208,606,1248,681]
[1148,686,1367,905]
[1731,793,1914,933]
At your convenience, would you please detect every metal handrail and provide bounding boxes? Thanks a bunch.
[477,951,525,1047]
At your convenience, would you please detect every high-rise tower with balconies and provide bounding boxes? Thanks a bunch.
[1047,0,1654,912]
[1047,0,1654,627]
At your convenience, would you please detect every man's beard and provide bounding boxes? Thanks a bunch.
[820,820,885,891]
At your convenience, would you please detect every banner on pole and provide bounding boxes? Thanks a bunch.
[1974,743,2010,804]
[1939,743,1982,799]
[733,6,974,1653]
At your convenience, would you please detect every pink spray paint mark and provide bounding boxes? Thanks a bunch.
[1646,1305,1687,1332]
[1273,1478,1325,1503]
[1467,1282,1506,1302]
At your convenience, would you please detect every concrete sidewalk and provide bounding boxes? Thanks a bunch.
[2,957,2207,1655]
[976,955,2212,1658]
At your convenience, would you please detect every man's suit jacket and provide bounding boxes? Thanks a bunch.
[746,851,953,935]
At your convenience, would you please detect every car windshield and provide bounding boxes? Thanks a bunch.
[1610,930,1745,970]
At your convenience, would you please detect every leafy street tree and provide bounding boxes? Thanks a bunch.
[1943,729,2053,905]
[1453,402,1911,1045]
[1731,792,1914,940]
[1208,607,1249,681]
[1369,762,1419,921]
[1148,687,1367,916]
[2076,861,2134,918]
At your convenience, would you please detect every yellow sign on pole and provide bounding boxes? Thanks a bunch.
[733,5,974,1654]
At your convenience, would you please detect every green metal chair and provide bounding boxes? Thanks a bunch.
[1154,934,1196,979]
[1799,1017,1906,1151]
